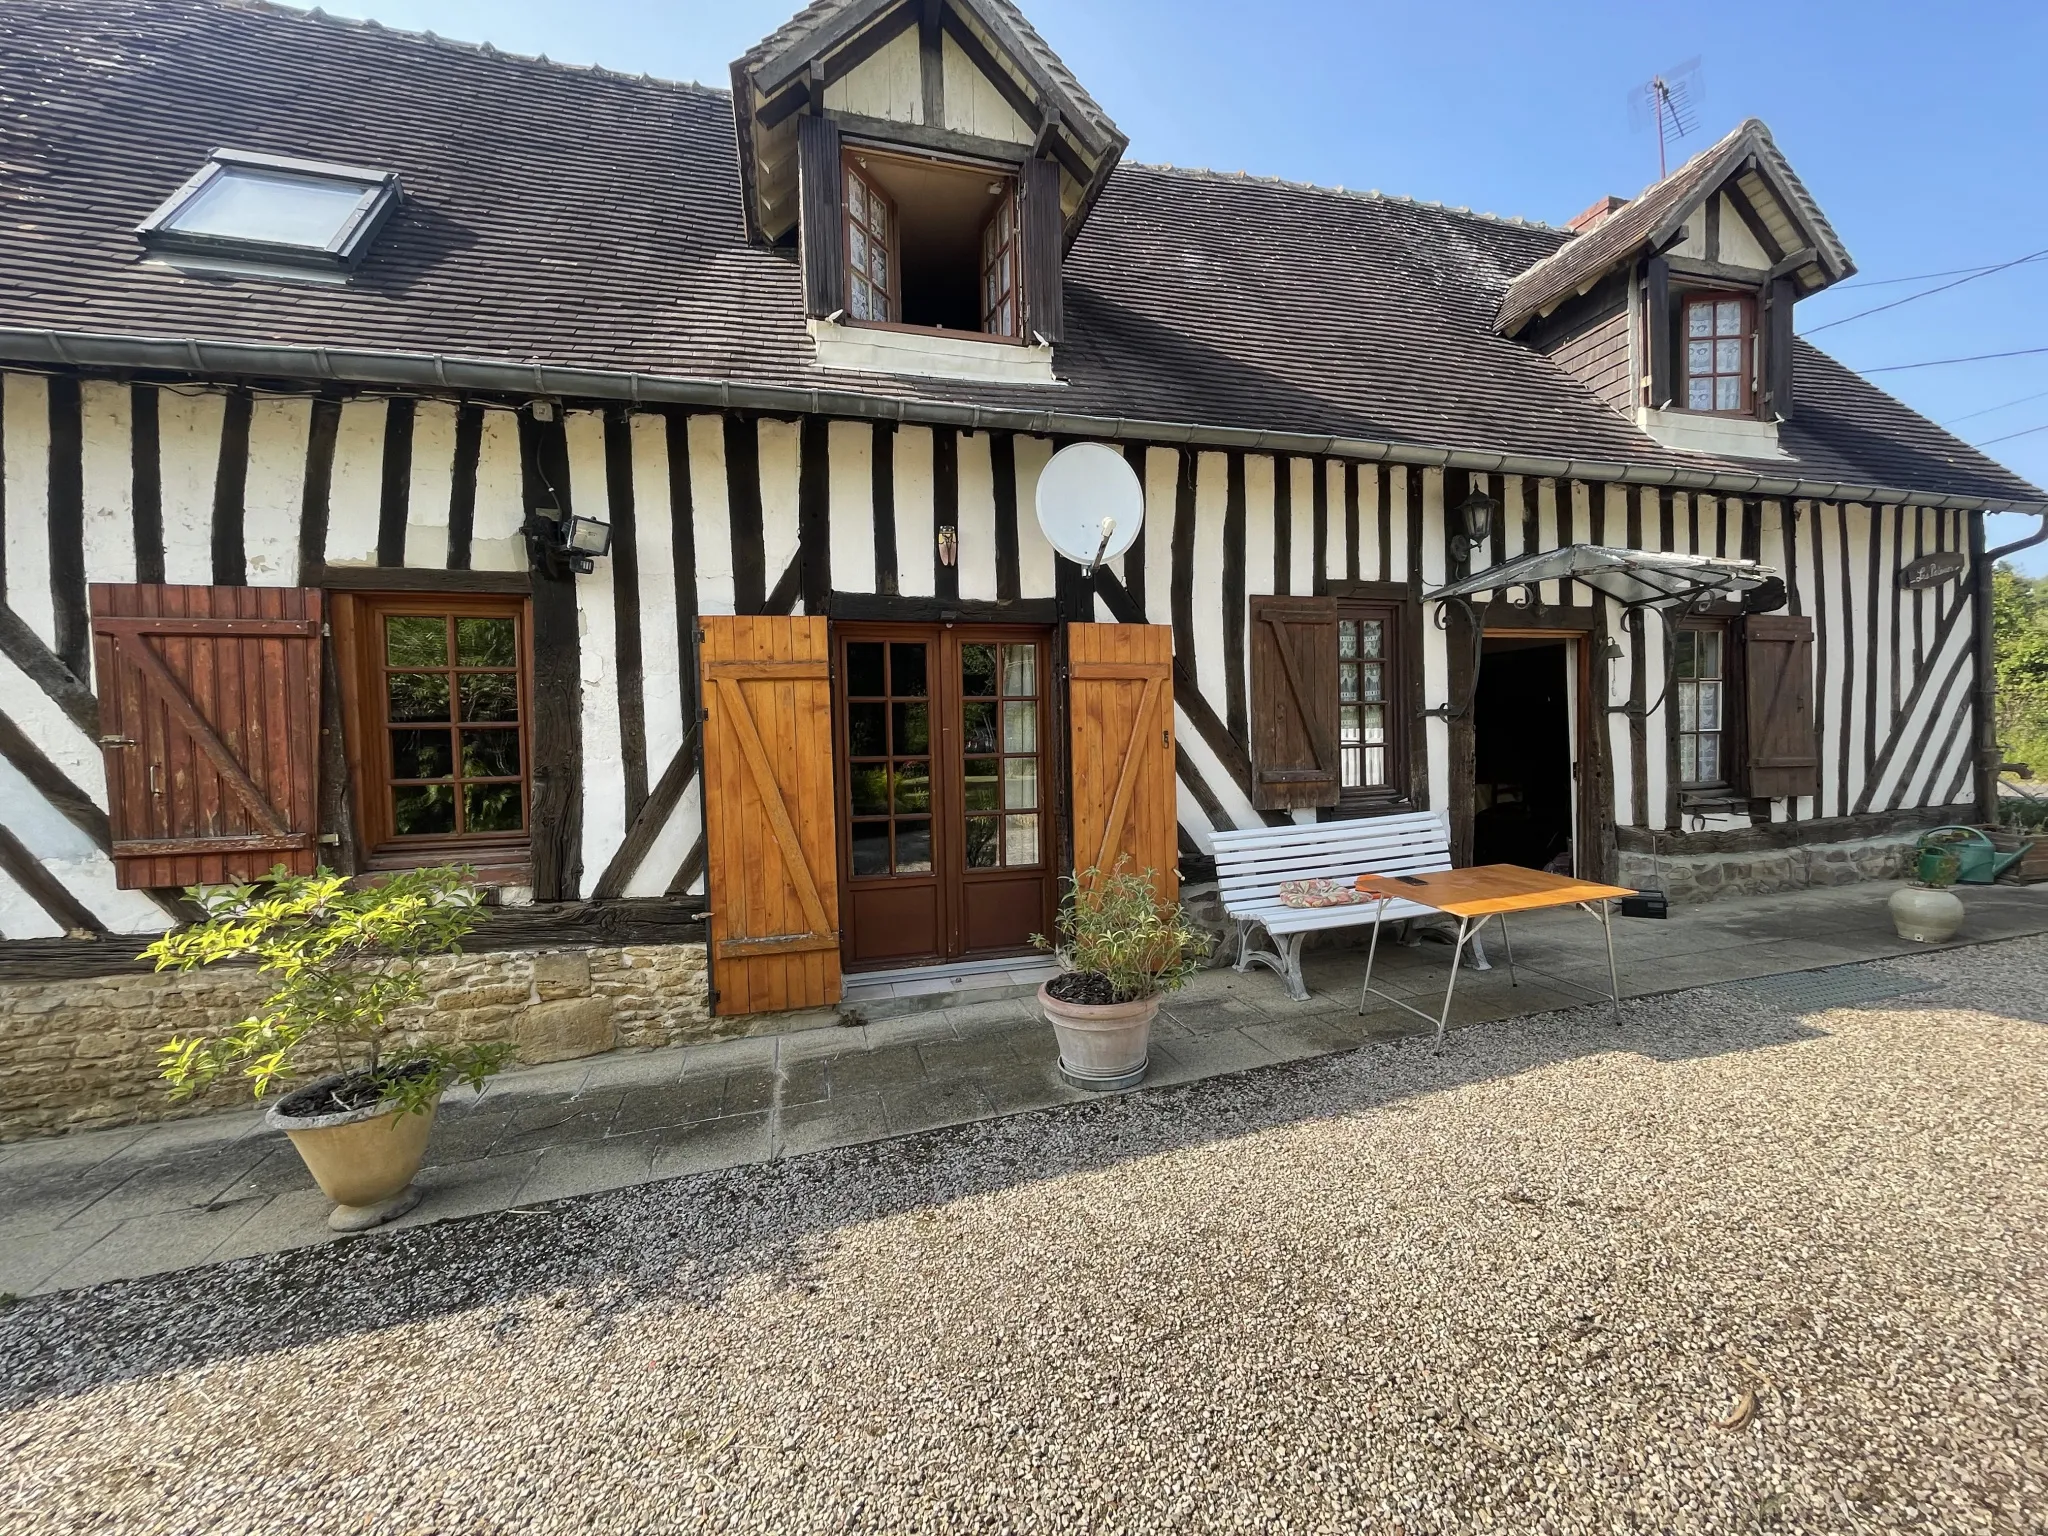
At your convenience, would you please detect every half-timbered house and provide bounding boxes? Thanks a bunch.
[2,0,2042,1040]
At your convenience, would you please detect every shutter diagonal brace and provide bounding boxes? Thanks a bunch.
[1261,613,1332,779]
[714,673,836,944]
[116,633,291,836]
[1095,675,1164,872]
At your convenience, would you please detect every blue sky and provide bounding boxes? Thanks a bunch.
[287,0,2048,565]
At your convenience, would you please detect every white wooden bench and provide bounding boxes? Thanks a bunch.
[1212,811,1487,1002]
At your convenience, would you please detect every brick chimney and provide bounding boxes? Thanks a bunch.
[1567,195,1629,233]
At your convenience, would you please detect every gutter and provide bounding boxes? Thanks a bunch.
[4,325,2041,517]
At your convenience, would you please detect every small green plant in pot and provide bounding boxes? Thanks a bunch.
[1032,861,1211,1090]
[147,864,509,1230]
[1889,843,1964,945]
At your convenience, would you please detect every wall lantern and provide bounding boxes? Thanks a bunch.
[528,503,612,576]
[1449,489,1499,568]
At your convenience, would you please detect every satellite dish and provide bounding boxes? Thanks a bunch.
[1035,442,1143,573]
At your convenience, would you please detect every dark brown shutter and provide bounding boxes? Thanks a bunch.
[1743,613,1818,798]
[1645,255,1673,408]
[1248,595,1340,810]
[1765,275,1796,421]
[797,113,845,320]
[1020,154,1064,344]
[90,583,323,889]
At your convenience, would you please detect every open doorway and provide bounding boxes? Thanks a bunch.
[1473,635,1575,873]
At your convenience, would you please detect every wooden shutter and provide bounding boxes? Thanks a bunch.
[1248,595,1341,809]
[1764,275,1796,421]
[1020,154,1064,344]
[797,113,846,320]
[1067,623,1177,901]
[1743,613,1819,798]
[699,615,842,1015]
[90,583,322,889]
[1644,255,1673,408]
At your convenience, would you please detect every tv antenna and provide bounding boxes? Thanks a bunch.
[1627,58,1703,180]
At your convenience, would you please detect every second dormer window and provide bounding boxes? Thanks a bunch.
[1683,295,1753,413]
[841,148,1020,341]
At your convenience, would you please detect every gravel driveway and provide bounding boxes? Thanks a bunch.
[4,942,2045,1534]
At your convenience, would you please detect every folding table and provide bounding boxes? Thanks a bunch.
[1352,865,1636,1047]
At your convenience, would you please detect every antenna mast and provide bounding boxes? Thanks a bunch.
[1627,58,1704,181]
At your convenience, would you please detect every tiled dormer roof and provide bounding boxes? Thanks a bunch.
[0,0,2037,512]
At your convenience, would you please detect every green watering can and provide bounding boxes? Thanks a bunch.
[1914,826,2031,885]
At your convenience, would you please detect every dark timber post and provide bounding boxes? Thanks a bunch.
[1971,508,2000,823]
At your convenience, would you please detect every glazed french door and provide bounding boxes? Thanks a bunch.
[836,624,1057,970]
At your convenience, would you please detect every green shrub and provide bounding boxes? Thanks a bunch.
[146,865,509,1116]
[1033,861,1211,1002]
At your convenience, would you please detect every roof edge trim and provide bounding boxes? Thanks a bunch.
[2,326,2036,515]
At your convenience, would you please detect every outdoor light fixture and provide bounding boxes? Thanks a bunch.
[1449,488,1500,567]
[526,503,612,576]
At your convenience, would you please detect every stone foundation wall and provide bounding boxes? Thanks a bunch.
[0,942,717,1140]
[1617,834,1915,904]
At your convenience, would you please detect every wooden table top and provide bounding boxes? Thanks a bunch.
[1354,864,1636,918]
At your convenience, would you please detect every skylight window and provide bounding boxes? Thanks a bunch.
[137,149,400,275]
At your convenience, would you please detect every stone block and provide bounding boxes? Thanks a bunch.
[531,951,592,1001]
[433,984,529,1012]
[514,996,615,1064]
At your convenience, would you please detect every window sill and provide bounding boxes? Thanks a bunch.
[1636,407,1786,461]
[809,318,1059,385]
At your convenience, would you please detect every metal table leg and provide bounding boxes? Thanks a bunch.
[1433,915,1478,1051]
[1599,897,1622,1024]
[1499,914,1517,986]
[1357,897,1392,1016]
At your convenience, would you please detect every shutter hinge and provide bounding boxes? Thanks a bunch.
[707,987,720,1006]
[698,707,710,723]
[318,833,341,845]
[98,735,136,748]
[322,623,332,637]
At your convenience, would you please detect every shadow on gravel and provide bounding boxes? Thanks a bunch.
[0,995,1829,1412]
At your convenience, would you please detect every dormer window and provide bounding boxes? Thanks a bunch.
[1682,294,1754,413]
[840,148,1020,341]
[137,149,400,277]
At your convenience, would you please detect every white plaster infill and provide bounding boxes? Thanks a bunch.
[1637,406,1788,461]
[808,318,1059,386]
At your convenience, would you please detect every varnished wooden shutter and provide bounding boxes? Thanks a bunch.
[1248,595,1340,810]
[90,583,322,889]
[1743,613,1819,798]
[1645,255,1673,409]
[1765,275,1796,421]
[700,615,842,1015]
[1067,623,1177,901]
[1020,154,1064,343]
[797,114,846,319]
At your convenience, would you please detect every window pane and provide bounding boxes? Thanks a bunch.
[1699,631,1722,677]
[464,783,523,833]
[391,728,452,780]
[1675,632,1696,681]
[455,618,515,667]
[889,643,926,698]
[1002,700,1036,754]
[1687,303,1713,337]
[1358,621,1383,659]
[459,673,518,723]
[964,816,999,869]
[1002,644,1036,696]
[1360,747,1386,787]
[895,819,932,874]
[846,642,885,696]
[385,616,446,666]
[1340,703,1361,743]
[850,225,868,275]
[167,167,366,249]
[1697,735,1720,782]
[1341,746,1361,789]
[1004,756,1037,810]
[962,701,996,754]
[1360,663,1383,702]
[851,820,890,876]
[1715,338,1743,374]
[461,729,520,779]
[1680,736,1698,782]
[387,671,449,722]
[1338,620,1358,659]
[1716,300,1743,332]
[1678,681,1698,731]
[1688,378,1713,410]
[1005,814,1039,866]
[893,759,931,814]
[893,702,929,755]
[1339,663,1358,703]
[1360,704,1385,743]
[849,764,889,817]
[1687,340,1713,376]
[963,757,999,811]
[1715,376,1740,411]
[871,242,887,291]
[873,291,889,322]
[961,644,997,696]
[393,783,455,836]
[847,702,886,756]
[847,176,865,223]
[850,282,871,321]
[1697,681,1720,731]
[998,298,1012,333]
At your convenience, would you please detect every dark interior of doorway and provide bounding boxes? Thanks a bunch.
[1473,637,1573,872]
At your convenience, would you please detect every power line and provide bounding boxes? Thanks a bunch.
[1802,246,2048,336]
[1977,421,2048,449]
[1945,387,2048,427]
[1863,345,2048,374]
[1833,252,2048,291]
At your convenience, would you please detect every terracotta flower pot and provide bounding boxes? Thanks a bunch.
[267,1073,440,1232]
[1039,981,1159,1091]
[1888,884,1963,944]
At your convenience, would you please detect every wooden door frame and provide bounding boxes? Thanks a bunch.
[1464,625,1604,882]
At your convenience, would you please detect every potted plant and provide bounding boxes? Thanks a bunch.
[1888,843,1964,944]
[1032,861,1211,1090]
[147,865,509,1231]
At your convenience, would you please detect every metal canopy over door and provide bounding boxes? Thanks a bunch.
[699,615,843,1015]
[836,623,1055,971]
[1066,623,1178,901]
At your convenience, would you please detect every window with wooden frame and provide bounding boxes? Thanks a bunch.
[1681,293,1754,413]
[980,184,1018,338]
[1674,620,1734,787]
[1337,602,1406,803]
[844,157,894,323]
[336,593,532,865]
[837,146,1021,341]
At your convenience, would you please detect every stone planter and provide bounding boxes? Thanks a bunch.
[1038,982,1159,1091]
[1888,884,1964,944]
[267,1073,441,1232]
